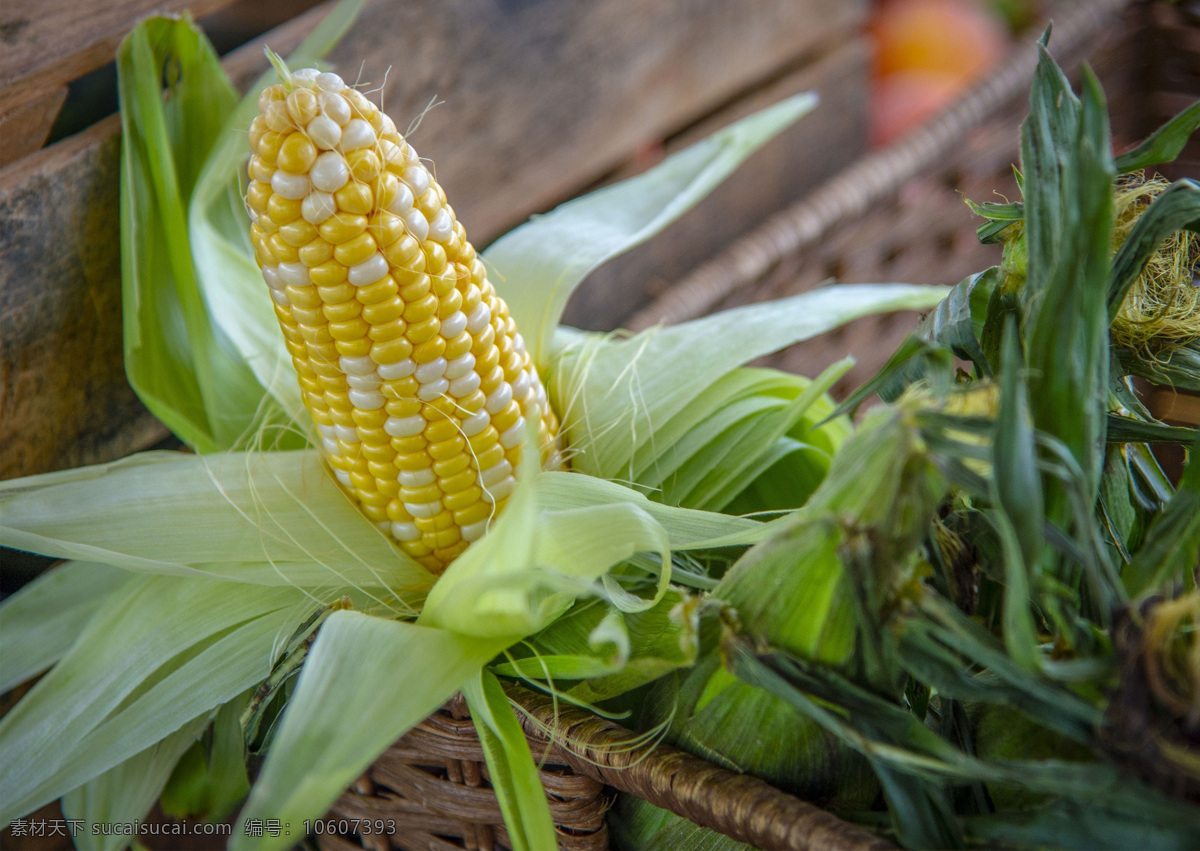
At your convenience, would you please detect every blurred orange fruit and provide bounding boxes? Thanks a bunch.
[871,0,1009,80]
[868,0,1009,145]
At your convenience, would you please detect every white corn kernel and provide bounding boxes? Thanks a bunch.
[460,409,490,437]
[348,389,385,410]
[391,521,421,542]
[378,358,416,380]
[440,311,468,339]
[449,372,481,398]
[417,377,450,401]
[387,182,414,216]
[347,373,382,390]
[414,357,447,383]
[461,519,489,542]
[485,384,513,414]
[339,355,376,376]
[317,72,346,92]
[399,468,436,487]
[481,460,512,487]
[385,415,426,437]
[483,476,516,502]
[320,91,351,125]
[302,191,337,224]
[404,209,429,242]
[310,151,350,192]
[428,209,453,243]
[405,500,442,519]
[349,253,388,286]
[500,419,525,449]
[306,115,342,150]
[444,353,475,380]
[466,303,491,333]
[341,119,375,151]
[271,171,310,200]
[278,262,311,286]
[402,165,431,195]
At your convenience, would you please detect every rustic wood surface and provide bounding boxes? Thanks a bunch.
[0,0,239,154]
[0,88,68,168]
[564,38,869,330]
[0,0,867,478]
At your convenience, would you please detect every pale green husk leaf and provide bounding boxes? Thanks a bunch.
[463,670,557,851]
[0,561,129,693]
[484,93,818,364]
[232,611,508,851]
[61,716,210,851]
[551,284,948,481]
[0,576,310,824]
[0,450,433,601]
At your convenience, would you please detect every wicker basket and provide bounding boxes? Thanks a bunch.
[318,688,892,851]
[319,2,1197,849]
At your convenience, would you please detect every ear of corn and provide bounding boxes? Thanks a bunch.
[245,67,561,572]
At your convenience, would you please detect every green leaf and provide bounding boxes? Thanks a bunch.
[551,283,948,481]
[916,268,998,377]
[1116,343,1200,393]
[233,612,507,851]
[0,561,129,693]
[990,323,1042,669]
[1106,413,1199,446]
[0,450,433,601]
[462,670,557,851]
[0,576,308,823]
[1113,99,1200,173]
[1107,179,1200,317]
[671,359,853,511]
[61,716,209,851]
[161,696,252,820]
[190,0,364,427]
[1020,57,1114,531]
[1123,430,1200,596]
[485,93,818,365]
[117,17,270,451]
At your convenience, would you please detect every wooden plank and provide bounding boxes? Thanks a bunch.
[0,4,324,480]
[0,114,166,479]
[0,0,237,123]
[0,0,866,478]
[562,38,871,330]
[0,87,67,168]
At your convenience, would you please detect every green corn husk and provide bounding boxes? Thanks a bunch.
[616,397,953,847]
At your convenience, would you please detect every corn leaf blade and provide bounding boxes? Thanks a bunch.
[0,450,433,599]
[0,561,129,693]
[117,17,269,451]
[462,670,557,851]
[60,717,209,851]
[0,576,307,823]
[485,93,818,364]
[233,611,507,851]
[552,284,948,481]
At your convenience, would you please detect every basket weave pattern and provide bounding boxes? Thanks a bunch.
[317,696,608,851]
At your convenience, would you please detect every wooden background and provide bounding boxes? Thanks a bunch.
[0,0,869,479]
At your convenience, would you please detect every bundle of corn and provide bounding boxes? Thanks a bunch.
[596,36,1200,850]
[0,6,948,850]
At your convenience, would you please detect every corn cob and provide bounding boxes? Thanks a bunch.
[245,66,561,572]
